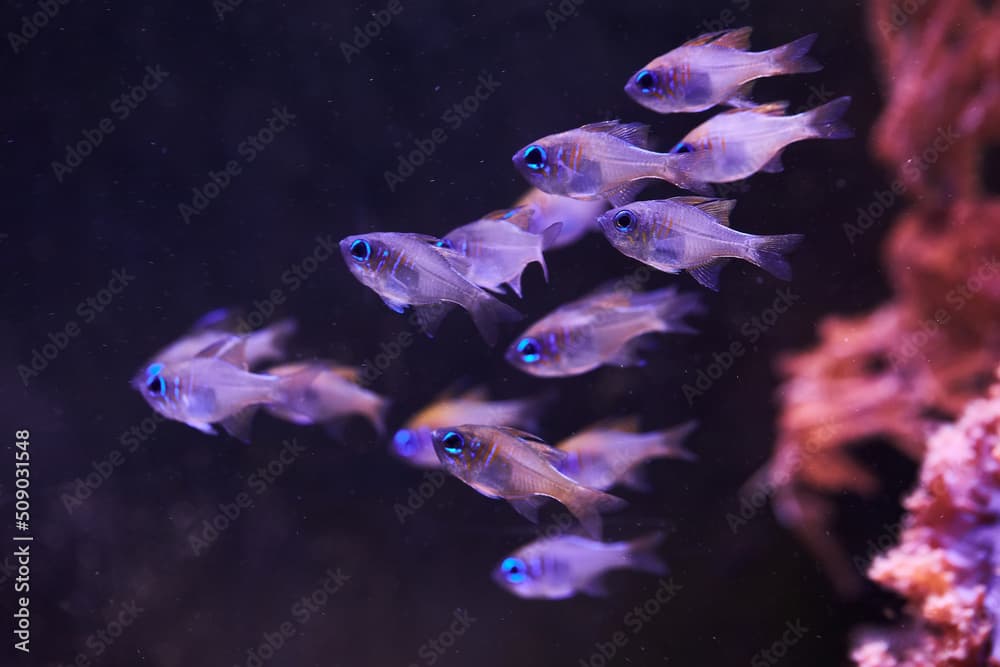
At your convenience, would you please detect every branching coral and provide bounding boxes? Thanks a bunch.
[762,0,1000,597]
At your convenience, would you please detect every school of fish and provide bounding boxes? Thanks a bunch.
[133,28,850,599]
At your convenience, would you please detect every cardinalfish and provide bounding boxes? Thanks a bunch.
[132,336,321,442]
[340,232,521,345]
[391,386,546,469]
[666,97,853,187]
[507,189,609,250]
[431,425,626,538]
[556,417,697,492]
[597,197,804,290]
[506,284,703,377]
[625,27,821,113]
[493,532,667,599]
[262,361,390,435]
[437,211,562,297]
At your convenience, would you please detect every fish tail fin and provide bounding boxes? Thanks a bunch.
[539,221,564,252]
[767,33,821,75]
[363,392,391,435]
[639,286,705,335]
[253,318,298,366]
[745,233,805,281]
[626,531,669,575]
[643,420,699,462]
[468,294,522,346]
[801,96,853,140]
[272,364,325,415]
[563,486,627,539]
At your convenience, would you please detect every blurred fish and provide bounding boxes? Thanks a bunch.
[431,425,626,538]
[557,417,697,492]
[493,532,667,599]
[151,308,296,369]
[506,284,703,377]
[666,98,853,187]
[340,232,521,345]
[625,28,821,113]
[597,197,804,290]
[391,385,547,468]
[263,361,390,434]
[132,336,320,442]
[438,215,562,297]
[509,189,608,250]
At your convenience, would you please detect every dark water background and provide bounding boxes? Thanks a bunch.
[3,0,915,665]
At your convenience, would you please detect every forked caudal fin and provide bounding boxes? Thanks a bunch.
[625,530,669,575]
[745,233,805,281]
[767,33,821,76]
[802,96,853,140]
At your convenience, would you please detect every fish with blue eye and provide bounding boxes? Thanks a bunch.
[625,27,821,114]
[511,120,721,203]
[390,385,547,469]
[436,212,563,298]
[556,416,697,492]
[492,532,667,599]
[339,232,521,346]
[505,283,703,377]
[131,335,322,442]
[596,197,804,291]
[431,425,626,538]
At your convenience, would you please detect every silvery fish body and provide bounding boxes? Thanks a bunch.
[666,97,853,185]
[511,189,608,250]
[263,361,389,434]
[597,197,804,290]
[625,28,821,113]
[340,232,521,345]
[431,425,626,538]
[150,308,296,369]
[440,217,561,297]
[131,336,318,442]
[506,284,703,377]
[493,532,667,599]
[557,417,697,492]
[391,387,545,469]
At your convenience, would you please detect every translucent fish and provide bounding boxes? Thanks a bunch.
[340,232,521,345]
[492,532,667,599]
[506,283,703,377]
[149,308,296,370]
[131,336,320,442]
[263,361,390,435]
[438,217,562,297]
[508,188,609,250]
[625,28,821,113]
[391,385,547,469]
[557,417,697,492]
[596,196,805,290]
[666,97,853,188]
[431,425,626,538]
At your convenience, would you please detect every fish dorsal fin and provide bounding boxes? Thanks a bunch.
[669,196,736,226]
[498,427,567,465]
[722,101,789,116]
[195,335,248,368]
[682,27,752,49]
[580,121,650,149]
[430,241,474,274]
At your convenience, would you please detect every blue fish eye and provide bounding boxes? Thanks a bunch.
[441,431,465,455]
[516,337,542,364]
[146,374,166,397]
[393,430,415,456]
[635,69,656,93]
[523,145,547,171]
[670,141,694,154]
[435,239,454,250]
[501,557,527,584]
[613,210,636,232]
[350,239,371,262]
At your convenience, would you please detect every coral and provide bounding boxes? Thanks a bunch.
[763,0,1000,596]
[851,371,1000,666]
